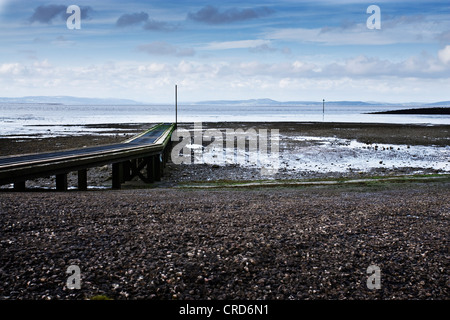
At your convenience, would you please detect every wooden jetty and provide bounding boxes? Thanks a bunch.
[0,123,175,191]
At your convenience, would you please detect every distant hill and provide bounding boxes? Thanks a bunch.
[193,99,450,107]
[425,101,450,106]
[1,96,448,107]
[0,96,143,105]
[194,98,285,106]
[194,99,379,106]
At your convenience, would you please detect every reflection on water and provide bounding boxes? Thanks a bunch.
[1,103,449,137]
[276,135,450,174]
[187,134,450,175]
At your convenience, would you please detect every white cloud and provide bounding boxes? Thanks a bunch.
[1,47,450,102]
[321,52,450,78]
[438,45,450,64]
[137,42,195,57]
[204,39,271,50]
[0,63,24,75]
[265,18,450,46]
[138,63,167,73]
[266,26,389,45]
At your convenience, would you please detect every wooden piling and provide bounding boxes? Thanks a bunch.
[123,160,131,182]
[78,169,87,191]
[56,173,68,191]
[154,154,161,181]
[14,181,26,191]
[112,162,123,189]
[146,157,154,183]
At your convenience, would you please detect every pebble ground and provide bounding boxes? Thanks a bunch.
[1,182,448,300]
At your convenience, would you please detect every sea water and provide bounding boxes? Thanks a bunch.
[0,103,449,138]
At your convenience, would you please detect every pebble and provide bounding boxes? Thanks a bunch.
[0,185,448,300]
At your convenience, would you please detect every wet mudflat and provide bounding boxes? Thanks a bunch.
[1,122,449,189]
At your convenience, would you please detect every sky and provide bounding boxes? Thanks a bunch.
[0,0,449,103]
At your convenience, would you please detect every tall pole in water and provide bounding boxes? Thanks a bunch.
[322,99,325,121]
[175,84,178,128]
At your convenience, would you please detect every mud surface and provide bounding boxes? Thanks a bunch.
[1,122,448,189]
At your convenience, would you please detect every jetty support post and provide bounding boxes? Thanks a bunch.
[78,169,88,191]
[123,161,132,182]
[146,156,154,183]
[56,173,68,191]
[112,162,123,189]
[154,154,162,181]
[14,181,26,191]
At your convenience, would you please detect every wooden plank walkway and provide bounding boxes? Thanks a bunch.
[0,123,175,191]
